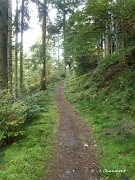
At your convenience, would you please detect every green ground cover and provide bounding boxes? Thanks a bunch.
[0,86,58,180]
[64,68,135,180]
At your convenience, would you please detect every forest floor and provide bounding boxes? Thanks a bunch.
[41,81,100,180]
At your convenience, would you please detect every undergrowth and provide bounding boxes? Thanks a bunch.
[0,85,58,180]
[64,64,135,180]
[0,90,49,146]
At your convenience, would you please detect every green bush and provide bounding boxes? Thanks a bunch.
[24,92,46,122]
[0,91,27,146]
[60,72,66,78]
[0,90,47,147]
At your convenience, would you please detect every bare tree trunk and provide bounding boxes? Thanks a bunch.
[115,23,119,52]
[14,0,19,98]
[8,0,12,92]
[20,0,24,92]
[105,21,110,56]
[57,33,60,78]
[41,0,47,90]
[100,35,104,58]
[63,0,66,73]
[0,0,8,90]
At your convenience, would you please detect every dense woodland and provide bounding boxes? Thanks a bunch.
[0,0,135,179]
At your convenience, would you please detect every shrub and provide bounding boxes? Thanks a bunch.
[24,92,45,122]
[0,90,48,147]
[0,90,27,146]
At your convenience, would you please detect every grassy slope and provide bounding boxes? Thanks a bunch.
[64,64,135,180]
[0,86,58,180]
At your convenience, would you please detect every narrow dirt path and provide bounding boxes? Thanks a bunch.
[42,81,99,180]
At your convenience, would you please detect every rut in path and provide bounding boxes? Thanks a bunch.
[42,82,99,180]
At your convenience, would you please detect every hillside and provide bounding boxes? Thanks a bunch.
[64,56,135,180]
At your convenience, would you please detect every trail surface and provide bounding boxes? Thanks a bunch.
[42,81,99,180]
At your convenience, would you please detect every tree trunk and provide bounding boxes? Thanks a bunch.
[115,23,119,52]
[14,0,19,98]
[41,0,47,90]
[100,35,103,58]
[0,0,8,90]
[105,21,110,56]
[20,0,24,92]
[63,0,66,73]
[8,0,12,92]
[57,33,60,78]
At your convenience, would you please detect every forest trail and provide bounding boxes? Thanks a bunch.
[42,81,99,180]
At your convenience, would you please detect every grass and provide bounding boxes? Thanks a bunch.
[64,69,135,180]
[0,86,58,180]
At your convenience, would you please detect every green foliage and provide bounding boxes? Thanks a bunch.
[23,92,46,121]
[0,89,58,180]
[60,72,66,78]
[0,91,27,146]
[0,89,51,147]
[65,0,135,76]
[64,61,135,179]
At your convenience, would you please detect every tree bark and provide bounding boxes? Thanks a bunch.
[14,0,19,98]
[20,0,25,92]
[105,21,110,56]
[8,0,12,92]
[63,0,66,73]
[0,0,8,90]
[57,32,60,78]
[41,0,47,90]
